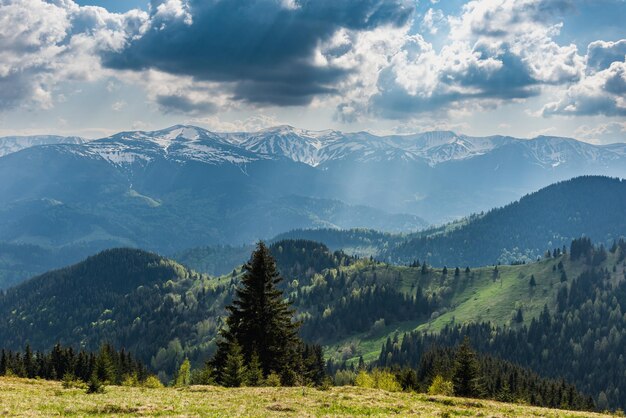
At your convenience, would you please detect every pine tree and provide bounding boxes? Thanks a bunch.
[94,344,116,384]
[211,242,301,384]
[23,345,34,378]
[174,358,191,387]
[222,342,246,388]
[515,308,524,323]
[86,372,105,394]
[0,349,6,375]
[453,337,482,398]
[245,351,263,387]
[529,275,536,288]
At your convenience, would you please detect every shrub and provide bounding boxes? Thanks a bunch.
[86,374,105,394]
[371,370,402,392]
[121,373,140,387]
[143,375,164,389]
[333,370,357,386]
[355,371,374,388]
[265,372,282,387]
[428,375,454,396]
[355,370,401,392]
[61,373,86,389]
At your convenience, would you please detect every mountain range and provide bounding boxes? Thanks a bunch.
[0,125,625,263]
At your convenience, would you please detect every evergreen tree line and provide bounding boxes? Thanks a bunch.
[269,240,355,279]
[0,343,147,385]
[0,242,423,380]
[372,336,593,411]
[300,284,432,343]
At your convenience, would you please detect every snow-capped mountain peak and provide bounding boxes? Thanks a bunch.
[3,125,626,170]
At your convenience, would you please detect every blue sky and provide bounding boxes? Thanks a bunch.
[74,0,147,12]
[0,0,625,143]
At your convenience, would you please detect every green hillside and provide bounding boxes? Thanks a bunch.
[2,238,624,406]
[1,239,612,371]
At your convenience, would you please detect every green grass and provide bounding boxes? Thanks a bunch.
[0,377,611,417]
[325,252,624,363]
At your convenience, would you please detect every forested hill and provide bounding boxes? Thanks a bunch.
[379,239,626,410]
[0,248,216,380]
[384,176,626,266]
[0,241,359,380]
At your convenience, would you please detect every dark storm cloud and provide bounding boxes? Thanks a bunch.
[102,0,413,106]
[156,94,217,115]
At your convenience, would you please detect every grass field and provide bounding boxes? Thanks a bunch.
[0,377,612,417]
[325,253,625,363]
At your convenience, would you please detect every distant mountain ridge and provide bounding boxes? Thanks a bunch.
[0,125,625,268]
[15,124,624,169]
[0,135,86,157]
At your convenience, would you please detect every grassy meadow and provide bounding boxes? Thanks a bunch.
[0,376,613,417]
[325,252,625,363]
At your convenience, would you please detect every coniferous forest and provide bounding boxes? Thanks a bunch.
[0,229,626,410]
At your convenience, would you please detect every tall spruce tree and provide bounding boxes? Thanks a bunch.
[211,242,301,384]
[453,337,482,398]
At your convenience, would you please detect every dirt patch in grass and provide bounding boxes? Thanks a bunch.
[88,404,141,414]
[266,403,296,412]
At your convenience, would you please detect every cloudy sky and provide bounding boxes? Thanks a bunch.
[1,0,625,143]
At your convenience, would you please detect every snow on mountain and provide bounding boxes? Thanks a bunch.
[231,125,344,166]
[5,125,626,169]
[63,125,269,167]
[521,136,621,168]
[0,135,86,157]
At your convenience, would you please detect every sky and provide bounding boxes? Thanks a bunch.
[0,0,625,143]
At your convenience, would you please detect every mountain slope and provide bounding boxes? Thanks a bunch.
[383,176,626,266]
[0,135,86,157]
[378,240,626,410]
[0,248,218,379]
[0,135,426,257]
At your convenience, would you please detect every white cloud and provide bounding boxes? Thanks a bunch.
[111,100,127,111]
[0,0,147,111]
[586,39,626,73]
[189,114,285,132]
[421,8,446,35]
[575,122,626,144]
[363,0,585,120]
[542,58,626,117]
